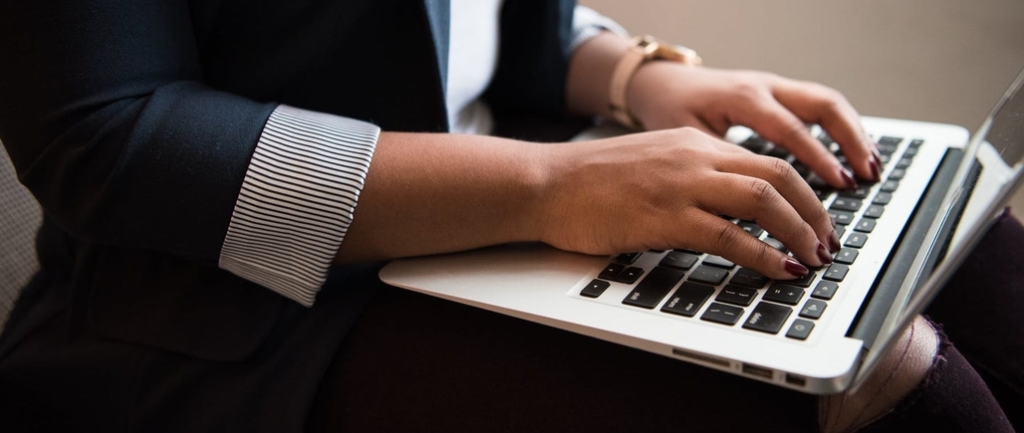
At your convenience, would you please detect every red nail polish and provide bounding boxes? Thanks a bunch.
[784,257,809,277]
[870,160,880,181]
[829,229,842,252]
[816,242,833,265]
[839,168,857,189]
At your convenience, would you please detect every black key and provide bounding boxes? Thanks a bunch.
[823,264,850,282]
[716,285,759,306]
[730,268,769,288]
[881,180,900,192]
[878,136,903,146]
[834,248,859,265]
[615,252,642,264]
[648,249,665,253]
[863,205,885,219]
[764,284,805,305]
[835,225,846,239]
[799,299,828,319]
[830,198,863,212]
[828,210,855,226]
[689,265,729,286]
[674,247,703,255]
[873,192,893,205]
[811,281,839,300]
[743,302,793,334]
[701,302,745,325]
[792,162,813,178]
[839,186,872,199]
[660,251,700,270]
[880,154,892,165]
[786,319,815,340]
[766,145,791,160]
[787,270,818,288]
[622,267,684,309]
[703,255,735,269]
[580,280,611,298]
[903,146,920,158]
[813,187,833,202]
[818,131,834,146]
[616,267,645,284]
[896,158,913,169]
[888,168,906,180]
[738,221,765,238]
[598,263,625,281]
[879,144,899,155]
[762,237,788,253]
[740,135,770,154]
[661,282,715,317]
[909,138,924,148]
[845,233,868,248]
[854,218,876,233]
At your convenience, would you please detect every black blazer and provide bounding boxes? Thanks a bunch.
[0,0,575,427]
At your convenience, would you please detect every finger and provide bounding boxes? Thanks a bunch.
[693,171,831,268]
[677,208,813,280]
[772,79,880,182]
[738,95,857,190]
[714,153,839,251]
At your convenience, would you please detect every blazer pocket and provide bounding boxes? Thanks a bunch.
[88,248,285,362]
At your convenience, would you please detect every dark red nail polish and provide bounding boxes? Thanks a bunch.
[829,229,842,251]
[839,168,857,189]
[784,257,809,277]
[816,242,833,265]
[870,160,880,181]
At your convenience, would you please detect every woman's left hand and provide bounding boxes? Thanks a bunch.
[626,63,882,189]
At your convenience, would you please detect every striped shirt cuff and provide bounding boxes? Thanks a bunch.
[219,105,380,307]
[570,5,630,52]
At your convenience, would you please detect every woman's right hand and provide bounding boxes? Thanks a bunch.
[537,126,841,280]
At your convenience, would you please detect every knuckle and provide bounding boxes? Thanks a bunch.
[715,223,740,251]
[748,178,778,207]
[767,156,797,182]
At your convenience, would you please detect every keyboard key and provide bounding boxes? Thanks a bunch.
[689,265,730,286]
[762,237,788,253]
[823,264,850,281]
[873,192,893,205]
[881,180,900,192]
[764,284,805,305]
[674,247,703,255]
[811,281,839,300]
[828,210,855,226]
[878,136,903,146]
[659,251,700,270]
[662,282,715,317]
[854,219,876,233]
[834,248,859,264]
[702,255,736,269]
[835,225,846,239]
[786,319,816,340]
[738,221,765,238]
[879,144,899,155]
[598,263,625,281]
[903,146,920,158]
[716,285,759,306]
[614,252,642,264]
[700,302,745,325]
[730,268,769,288]
[616,267,645,284]
[845,233,868,248]
[622,267,684,309]
[799,299,828,319]
[740,135,771,154]
[909,138,924,148]
[896,158,913,169]
[580,280,611,298]
[788,270,818,288]
[888,168,906,180]
[863,205,885,219]
[839,186,872,199]
[766,145,791,160]
[880,154,892,165]
[818,131,834,146]
[829,198,863,212]
[743,302,793,334]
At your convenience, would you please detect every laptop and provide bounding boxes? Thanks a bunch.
[380,68,1024,394]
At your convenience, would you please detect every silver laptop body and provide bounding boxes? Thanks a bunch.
[380,69,1024,394]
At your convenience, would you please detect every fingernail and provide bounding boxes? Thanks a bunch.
[871,149,882,163]
[839,168,857,189]
[817,241,833,265]
[829,229,842,251]
[784,257,809,277]
[870,159,880,181]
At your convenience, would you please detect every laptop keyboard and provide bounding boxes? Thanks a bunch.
[579,131,926,341]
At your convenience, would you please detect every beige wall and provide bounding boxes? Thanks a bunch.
[582,0,1024,212]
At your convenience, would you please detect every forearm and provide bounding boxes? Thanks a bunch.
[334,132,549,264]
[565,32,631,119]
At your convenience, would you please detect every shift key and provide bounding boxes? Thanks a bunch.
[623,266,685,309]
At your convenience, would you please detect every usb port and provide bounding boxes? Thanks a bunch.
[785,373,807,387]
[742,363,774,380]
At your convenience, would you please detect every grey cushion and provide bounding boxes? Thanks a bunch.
[0,140,41,335]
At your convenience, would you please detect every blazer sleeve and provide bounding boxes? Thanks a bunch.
[0,0,378,305]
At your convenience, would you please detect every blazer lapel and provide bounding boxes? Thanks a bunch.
[422,0,450,96]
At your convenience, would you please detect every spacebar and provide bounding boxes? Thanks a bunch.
[623,266,685,309]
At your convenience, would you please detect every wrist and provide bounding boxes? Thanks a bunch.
[608,35,701,130]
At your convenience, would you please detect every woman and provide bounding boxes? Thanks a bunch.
[0,1,1019,431]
